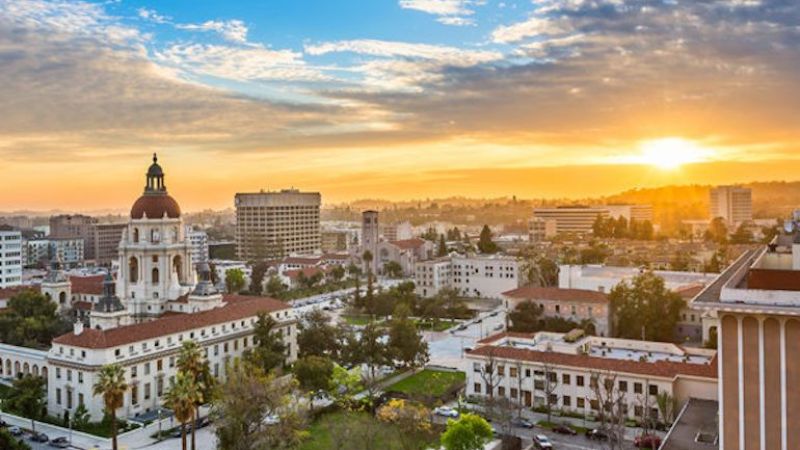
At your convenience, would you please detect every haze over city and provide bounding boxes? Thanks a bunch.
[2,0,800,211]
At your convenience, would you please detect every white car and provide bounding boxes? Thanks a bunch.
[533,434,553,449]
[433,406,460,418]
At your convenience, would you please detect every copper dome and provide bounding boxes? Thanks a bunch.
[130,194,181,219]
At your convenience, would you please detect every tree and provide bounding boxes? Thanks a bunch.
[4,375,46,434]
[579,241,610,264]
[507,301,543,332]
[519,248,558,287]
[656,391,678,427]
[477,225,498,254]
[730,223,754,244]
[436,287,468,318]
[387,304,429,368]
[363,250,375,314]
[542,362,559,424]
[165,372,203,450]
[705,217,728,244]
[383,261,403,279]
[92,364,128,450]
[297,309,341,359]
[589,371,628,450]
[225,268,246,294]
[265,275,288,298]
[376,399,433,450]
[669,252,692,271]
[355,321,391,409]
[215,360,307,450]
[73,403,90,429]
[609,271,685,342]
[246,312,287,373]
[437,234,448,257]
[327,364,363,409]
[177,340,212,450]
[329,265,346,282]
[0,289,71,348]
[476,348,501,401]
[348,263,363,309]
[0,429,31,450]
[703,249,725,273]
[440,413,493,450]
[249,262,270,295]
[293,355,334,412]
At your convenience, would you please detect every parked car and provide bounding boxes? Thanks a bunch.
[533,434,553,449]
[171,425,193,438]
[634,434,663,448]
[0,418,8,427]
[511,417,534,429]
[585,428,610,440]
[433,406,460,418]
[552,424,578,435]
[195,416,211,428]
[9,426,23,436]
[49,437,70,448]
[30,432,49,443]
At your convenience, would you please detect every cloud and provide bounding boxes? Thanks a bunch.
[437,16,475,26]
[305,39,501,65]
[491,16,568,43]
[137,7,170,24]
[176,19,249,43]
[398,0,480,26]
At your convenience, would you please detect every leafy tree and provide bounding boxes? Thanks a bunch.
[703,249,725,273]
[165,372,203,450]
[436,287,468,318]
[352,321,391,410]
[0,290,71,348]
[348,263,363,309]
[265,275,288,298]
[363,250,375,314]
[327,364,363,408]
[440,413,493,450]
[293,355,334,412]
[421,226,438,242]
[669,252,692,271]
[92,364,128,450]
[73,403,90,429]
[4,375,46,433]
[249,262,270,295]
[730,223,754,244]
[383,261,403,278]
[609,271,685,342]
[215,360,307,450]
[579,241,610,264]
[246,312,287,373]
[177,340,213,450]
[297,309,341,358]
[329,265,346,282]
[437,235,448,257]
[519,247,558,287]
[387,304,429,368]
[507,301,543,332]
[0,429,31,450]
[477,225,498,254]
[705,217,729,244]
[225,268,246,294]
[376,399,433,450]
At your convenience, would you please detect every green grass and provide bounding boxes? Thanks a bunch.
[386,369,466,397]
[342,315,385,326]
[415,319,458,332]
[299,411,440,450]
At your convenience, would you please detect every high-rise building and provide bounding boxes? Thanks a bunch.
[361,210,379,272]
[49,238,84,268]
[603,204,654,223]
[50,214,97,260]
[92,222,127,266]
[693,235,800,450]
[709,185,752,226]
[235,189,321,260]
[532,206,608,235]
[187,227,209,263]
[0,226,23,288]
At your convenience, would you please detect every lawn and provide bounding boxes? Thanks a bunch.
[386,369,465,398]
[415,319,458,332]
[299,411,439,450]
[341,315,384,326]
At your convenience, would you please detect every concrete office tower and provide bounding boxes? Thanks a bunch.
[603,204,654,223]
[50,214,97,260]
[93,222,127,266]
[694,235,800,450]
[187,227,209,263]
[0,226,23,288]
[235,189,321,260]
[361,210,379,273]
[532,206,609,235]
[709,185,752,226]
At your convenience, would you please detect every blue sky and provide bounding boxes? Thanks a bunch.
[1,0,800,209]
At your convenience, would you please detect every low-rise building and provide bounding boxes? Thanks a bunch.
[465,331,717,422]
[503,286,610,336]
[187,228,209,263]
[416,254,520,299]
[93,222,127,266]
[49,237,84,268]
[376,238,434,276]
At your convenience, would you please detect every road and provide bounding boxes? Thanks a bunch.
[426,306,507,370]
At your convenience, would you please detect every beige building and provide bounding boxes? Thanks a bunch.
[693,236,800,450]
[235,189,321,260]
[502,286,610,336]
[532,207,608,235]
[709,185,752,226]
[92,222,126,266]
[50,214,97,261]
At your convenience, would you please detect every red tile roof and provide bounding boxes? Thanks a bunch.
[72,301,93,311]
[675,284,705,299]
[283,266,327,280]
[468,343,717,380]
[503,286,608,304]
[0,285,40,300]
[53,296,291,349]
[69,275,105,295]
[281,256,321,265]
[389,238,427,250]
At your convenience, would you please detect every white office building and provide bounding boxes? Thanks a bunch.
[709,185,752,226]
[187,228,209,263]
[416,254,520,299]
[0,227,23,288]
[532,207,609,235]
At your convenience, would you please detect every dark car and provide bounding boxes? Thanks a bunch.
[511,417,534,429]
[0,418,8,428]
[552,424,577,435]
[585,428,609,440]
[195,416,211,428]
[30,432,49,443]
[634,434,662,448]
[9,426,23,436]
[172,425,193,438]
[49,437,70,448]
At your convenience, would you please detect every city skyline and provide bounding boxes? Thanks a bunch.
[2,0,800,211]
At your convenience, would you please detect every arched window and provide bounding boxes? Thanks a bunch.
[151,228,160,243]
[173,255,183,283]
[152,268,159,284]
[129,257,139,283]
[59,291,67,304]
[45,292,52,301]
[133,228,139,243]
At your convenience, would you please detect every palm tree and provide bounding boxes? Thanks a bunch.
[176,340,212,450]
[362,250,374,314]
[92,364,128,450]
[164,372,203,450]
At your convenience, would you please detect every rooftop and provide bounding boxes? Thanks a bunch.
[502,286,608,304]
[661,399,719,450]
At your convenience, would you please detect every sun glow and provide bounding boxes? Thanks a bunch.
[636,137,712,169]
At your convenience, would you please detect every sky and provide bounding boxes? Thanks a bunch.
[1,0,800,212]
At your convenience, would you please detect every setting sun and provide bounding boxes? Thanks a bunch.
[638,138,711,169]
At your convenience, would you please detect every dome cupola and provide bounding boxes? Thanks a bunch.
[130,153,182,219]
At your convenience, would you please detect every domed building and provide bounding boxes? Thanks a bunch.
[116,154,196,320]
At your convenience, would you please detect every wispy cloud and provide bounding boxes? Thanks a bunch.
[491,16,568,43]
[398,0,480,26]
[176,19,249,43]
[137,7,170,24]
[305,39,500,64]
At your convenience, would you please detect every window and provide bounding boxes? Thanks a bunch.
[56,368,61,379]
[169,357,175,368]
[634,406,643,417]
[562,374,571,385]
[510,388,518,399]
[576,375,584,387]
[525,369,531,378]
[562,395,571,407]
[474,383,481,393]
[157,378,164,397]
[131,385,138,405]
[131,366,137,378]
[157,359,163,371]
[67,369,72,382]
[144,362,151,376]
[498,386,506,397]
[78,372,83,384]
[577,398,585,408]
[144,383,151,400]
[497,365,505,376]
[534,380,544,390]
[548,372,557,383]
[78,393,84,406]
[619,381,628,392]
[634,382,643,394]
[509,367,518,378]
[649,384,658,396]
[56,388,62,405]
